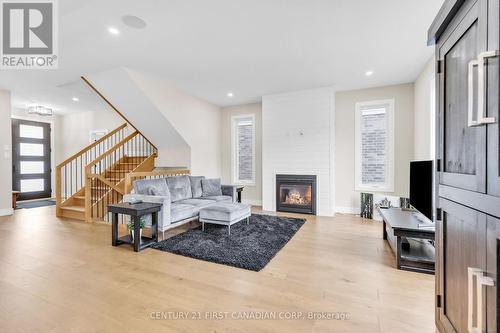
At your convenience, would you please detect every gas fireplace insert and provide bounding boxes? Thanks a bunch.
[276,174,317,215]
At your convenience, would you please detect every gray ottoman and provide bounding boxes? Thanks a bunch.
[199,202,251,235]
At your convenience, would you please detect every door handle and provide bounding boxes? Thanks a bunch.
[468,59,479,127]
[468,267,482,332]
[477,50,499,125]
[468,267,495,333]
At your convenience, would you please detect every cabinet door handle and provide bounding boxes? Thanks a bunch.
[468,60,479,127]
[477,50,499,125]
[468,267,495,333]
[468,267,482,332]
[477,274,495,333]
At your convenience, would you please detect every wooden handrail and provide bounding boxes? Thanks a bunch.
[81,76,158,152]
[85,131,140,172]
[124,170,191,193]
[56,123,128,169]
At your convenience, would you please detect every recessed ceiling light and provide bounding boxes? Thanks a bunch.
[122,15,147,29]
[108,27,120,35]
[227,92,234,98]
[72,97,79,102]
[365,71,374,76]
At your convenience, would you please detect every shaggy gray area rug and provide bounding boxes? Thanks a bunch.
[151,214,305,271]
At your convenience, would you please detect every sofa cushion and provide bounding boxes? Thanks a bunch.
[176,198,216,208]
[199,203,251,222]
[170,203,197,222]
[167,175,193,202]
[189,176,205,198]
[199,195,232,203]
[133,178,169,196]
[201,178,222,197]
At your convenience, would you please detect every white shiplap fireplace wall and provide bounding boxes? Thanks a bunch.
[262,87,335,216]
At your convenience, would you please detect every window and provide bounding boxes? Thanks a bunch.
[355,99,394,192]
[231,114,255,185]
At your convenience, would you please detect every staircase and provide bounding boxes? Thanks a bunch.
[56,123,158,222]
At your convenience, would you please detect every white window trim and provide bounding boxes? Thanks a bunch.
[354,99,395,193]
[231,114,256,186]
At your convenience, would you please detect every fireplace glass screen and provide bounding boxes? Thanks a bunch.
[280,184,312,206]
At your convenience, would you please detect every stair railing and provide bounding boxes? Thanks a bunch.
[55,123,129,216]
[84,131,157,222]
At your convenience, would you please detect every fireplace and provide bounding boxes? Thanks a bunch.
[276,174,317,215]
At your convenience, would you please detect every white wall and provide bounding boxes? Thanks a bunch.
[335,83,414,213]
[262,87,335,216]
[221,103,262,205]
[414,58,436,160]
[128,69,222,177]
[56,108,123,163]
[86,68,191,170]
[0,91,13,215]
[86,68,222,177]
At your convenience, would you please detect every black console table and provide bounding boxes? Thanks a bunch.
[108,202,162,252]
[378,207,435,274]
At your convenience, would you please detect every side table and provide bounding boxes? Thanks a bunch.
[108,202,162,252]
[236,186,244,203]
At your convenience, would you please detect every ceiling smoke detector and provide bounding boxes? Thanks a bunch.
[122,15,147,29]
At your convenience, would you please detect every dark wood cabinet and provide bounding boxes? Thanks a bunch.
[437,199,486,332]
[430,0,500,332]
[437,0,487,194]
[487,216,500,332]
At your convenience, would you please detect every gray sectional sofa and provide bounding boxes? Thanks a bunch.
[123,175,238,234]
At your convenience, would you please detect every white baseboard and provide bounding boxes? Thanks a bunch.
[0,208,14,216]
[243,199,262,206]
[335,206,360,215]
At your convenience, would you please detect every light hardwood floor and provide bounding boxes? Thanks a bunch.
[0,206,435,333]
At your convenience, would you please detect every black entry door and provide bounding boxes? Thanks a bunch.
[12,119,52,201]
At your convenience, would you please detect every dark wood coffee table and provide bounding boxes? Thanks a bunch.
[108,202,162,252]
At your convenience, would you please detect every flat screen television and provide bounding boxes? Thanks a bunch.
[409,160,433,220]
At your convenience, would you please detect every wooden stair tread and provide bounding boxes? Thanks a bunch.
[61,205,85,212]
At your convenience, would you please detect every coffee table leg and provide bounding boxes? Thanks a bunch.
[202,221,205,232]
[228,224,231,236]
[133,216,140,252]
[247,217,249,225]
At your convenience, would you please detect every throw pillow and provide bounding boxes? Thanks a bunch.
[134,178,169,196]
[166,175,193,202]
[201,178,222,197]
[147,186,167,196]
[189,176,205,198]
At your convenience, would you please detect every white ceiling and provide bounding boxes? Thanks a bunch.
[1,0,443,112]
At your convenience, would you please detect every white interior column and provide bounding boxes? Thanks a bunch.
[0,90,13,216]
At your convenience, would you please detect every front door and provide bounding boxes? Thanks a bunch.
[12,119,52,201]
